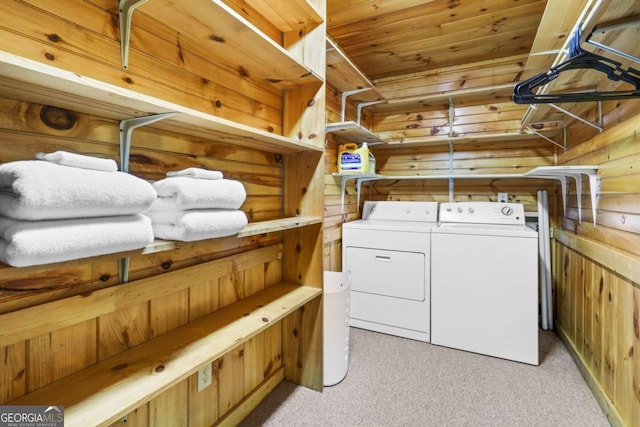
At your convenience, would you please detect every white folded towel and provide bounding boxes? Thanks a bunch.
[166,167,223,180]
[151,177,246,211]
[35,151,118,172]
[148,209,248,242]
[0,214,154,267]
[0,161,157,220]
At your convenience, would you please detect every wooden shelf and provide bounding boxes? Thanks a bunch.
[524,166,600,225]
[374,130,555,148]
[326,37,383,103]
[8,282,321,427]
[238,215,322,237]
[139,0,322,90]
[0,215,322,270]
[136,216,323,255]
[0,51,322,155]
[245,0,323,33]
[338,166,600,223]
[326,121,387,145]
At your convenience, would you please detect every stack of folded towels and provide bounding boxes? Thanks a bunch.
[0,151,157,267]
[146,167,248,242]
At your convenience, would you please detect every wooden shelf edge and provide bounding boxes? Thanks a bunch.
[325,37,383,103]
[0,215,323,271]
[326,121,387,144]
[523,165,598,176]
[237,215,323,237]
[139,0,322,89]
[0,51,322,155]
[9,282,322,427]
[375,131,547,148]
[245,0,323,33]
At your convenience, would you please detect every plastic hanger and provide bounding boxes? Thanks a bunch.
[513,29,640,104]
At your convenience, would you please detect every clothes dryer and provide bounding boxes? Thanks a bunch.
[342,201,438,342]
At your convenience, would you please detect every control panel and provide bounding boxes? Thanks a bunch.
[362,201,438,222]
[438,202,526,225]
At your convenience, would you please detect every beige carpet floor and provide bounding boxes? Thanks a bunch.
[240,327,610,427]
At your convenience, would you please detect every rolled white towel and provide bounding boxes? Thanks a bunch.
[35,151,118,172]
[151,177,246,211]
[148,209,248,242]
[166,167,223,180]
[0,214,154,267]
[0,160,157,221]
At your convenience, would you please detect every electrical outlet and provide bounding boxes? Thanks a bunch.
[198,362,212,392]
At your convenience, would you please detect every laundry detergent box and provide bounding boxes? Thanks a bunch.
[338,142,372,174]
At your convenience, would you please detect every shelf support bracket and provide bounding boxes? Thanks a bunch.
[118,257,130,284]
[525,167,599,225]
[548,103,603,132]
[119,112,177,173]
[448,97,456,203]
[586,17,640,64]
[338,174,379,217]
[597,101,603,129]
[356,101,385,126]
[564,172,600,225]
[448,96,455,137]
[448,140,455,203]
[119,0,149,70]
[356,176,381,212]
[340,88,371,122]
[588,173,601,226]
[527,126,567,151]
[118,111,176,284]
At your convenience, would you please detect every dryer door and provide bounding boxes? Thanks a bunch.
[346,246,425,301]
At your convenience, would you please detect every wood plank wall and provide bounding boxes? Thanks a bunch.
[0,0,325,424]
[552,100,640,427]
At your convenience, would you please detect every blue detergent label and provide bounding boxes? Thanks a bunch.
[340,152,362,170]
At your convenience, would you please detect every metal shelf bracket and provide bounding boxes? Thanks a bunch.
[356,101,385,126]
[119,112,177,173]
[340,88,372,122]
[526,126,567,151]
[117,111,176,284]
[548,103,603,132]
[119,0,149,70]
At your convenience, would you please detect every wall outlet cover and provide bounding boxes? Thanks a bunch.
[198,362,212,392]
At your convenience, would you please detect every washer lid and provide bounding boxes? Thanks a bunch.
[432,222,538,238]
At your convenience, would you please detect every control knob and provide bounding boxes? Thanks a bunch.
[501,206,514,216]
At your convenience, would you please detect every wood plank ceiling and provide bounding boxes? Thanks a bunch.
[326,0,640,146]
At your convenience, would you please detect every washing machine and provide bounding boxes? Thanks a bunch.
[342,201,438,342]
[431,202,539,365]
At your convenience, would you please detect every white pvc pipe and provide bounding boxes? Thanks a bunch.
[538,191,549,330]
[542,190,553,329]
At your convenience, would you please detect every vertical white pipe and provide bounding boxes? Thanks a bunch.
[543,190,554,329]
[538,190,549,330]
